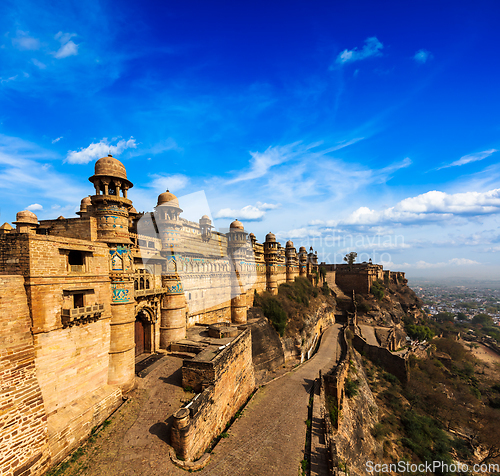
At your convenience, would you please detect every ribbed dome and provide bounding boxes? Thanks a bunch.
[230,219,244,230]
[265,232,276,242]
[286,240,294,247]
[157,190,180,208]
[15,210,38,223]
[94,155,128,180]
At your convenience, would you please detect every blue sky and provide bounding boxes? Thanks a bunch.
[1,0,500,279]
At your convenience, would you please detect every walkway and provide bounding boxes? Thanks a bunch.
[59,324,341,476]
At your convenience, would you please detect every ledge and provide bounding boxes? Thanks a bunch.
[169,448,211,471]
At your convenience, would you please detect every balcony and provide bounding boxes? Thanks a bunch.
[70,264,85,273]
[134,288,167,298]
[61,304,105,327]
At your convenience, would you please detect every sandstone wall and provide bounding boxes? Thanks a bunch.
[0,276,50,476]
[172,329,255,461]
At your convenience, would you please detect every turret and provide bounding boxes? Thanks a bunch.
[298,246,307,277]
[228,219,249,324]
[154,190,187,346]
[285,240,299,282]
[264,232,278,295]
[88,155,135,391]
[13,210,38,234]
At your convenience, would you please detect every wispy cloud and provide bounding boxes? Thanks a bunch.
[26,203,43,211]
[12,31,40,51]
[0,134,87,216]
[31,58,46,69]
[437,149,497,170]
[66,137,137,164]
[52,136,63,144]
[336,37,383,65]
[414,49,433,64]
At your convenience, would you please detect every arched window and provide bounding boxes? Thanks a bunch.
[108,181,116,196]
[145,279,150,289]
[140,277,145,289]
[134,280,138,290]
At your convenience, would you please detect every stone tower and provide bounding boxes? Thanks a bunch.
[154,190,187,347]
[89,154,135,391]
[227,219,248,324]
[264,232,279,295]
[285,240,299,282]
[298,246,307,277]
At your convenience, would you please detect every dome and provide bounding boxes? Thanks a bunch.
[299,246,307,252]
[249,232,255,238]
[80,196,91,210]
[157,190,181,208]
[15,210,38,224]
[94,155,128,180]
[230,219,244,230]
[201,215,210,220]
[129,207,138,215]
[286,240,294,248]
[265,232,276,242]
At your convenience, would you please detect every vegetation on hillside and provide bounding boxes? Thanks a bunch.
[253,277,334,337]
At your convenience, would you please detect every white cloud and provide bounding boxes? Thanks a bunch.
[26,203,43,211]
[31,58,46,69]
[342,188,500,226]
[66,137,137,164]
[54,40,78,59]
[414,49,433,64]
[437,149,497,170]
[148,173,189,192]
[53,32,78,59]
[12,32,40,51]
[336,37,383,65]
[413,258,480,269]
[215,205,266,221]
[52,136,63,144]
[214,201,280,221]
[255,201,281,210]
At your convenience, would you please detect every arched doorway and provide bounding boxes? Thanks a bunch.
[135,318,146,357]
[135,308,153,358]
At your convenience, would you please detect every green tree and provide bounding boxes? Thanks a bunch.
[343,251,357,270]
[319,266,327,284]
[371,281,384,301]
[472,313,494,327]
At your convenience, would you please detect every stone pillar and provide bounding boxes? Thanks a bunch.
[231,290,247,324]
[171,408,191,460]
[108,274,136,392]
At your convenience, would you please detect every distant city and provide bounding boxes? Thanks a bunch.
[410,279,500,327]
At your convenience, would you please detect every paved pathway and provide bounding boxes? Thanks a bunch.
[60,324,341,476]
[200,323,341,476]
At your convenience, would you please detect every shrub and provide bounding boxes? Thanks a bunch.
[371,281,385,301]
[357,302,371,313]
[261,297,287,336]
[345,378,360,398]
